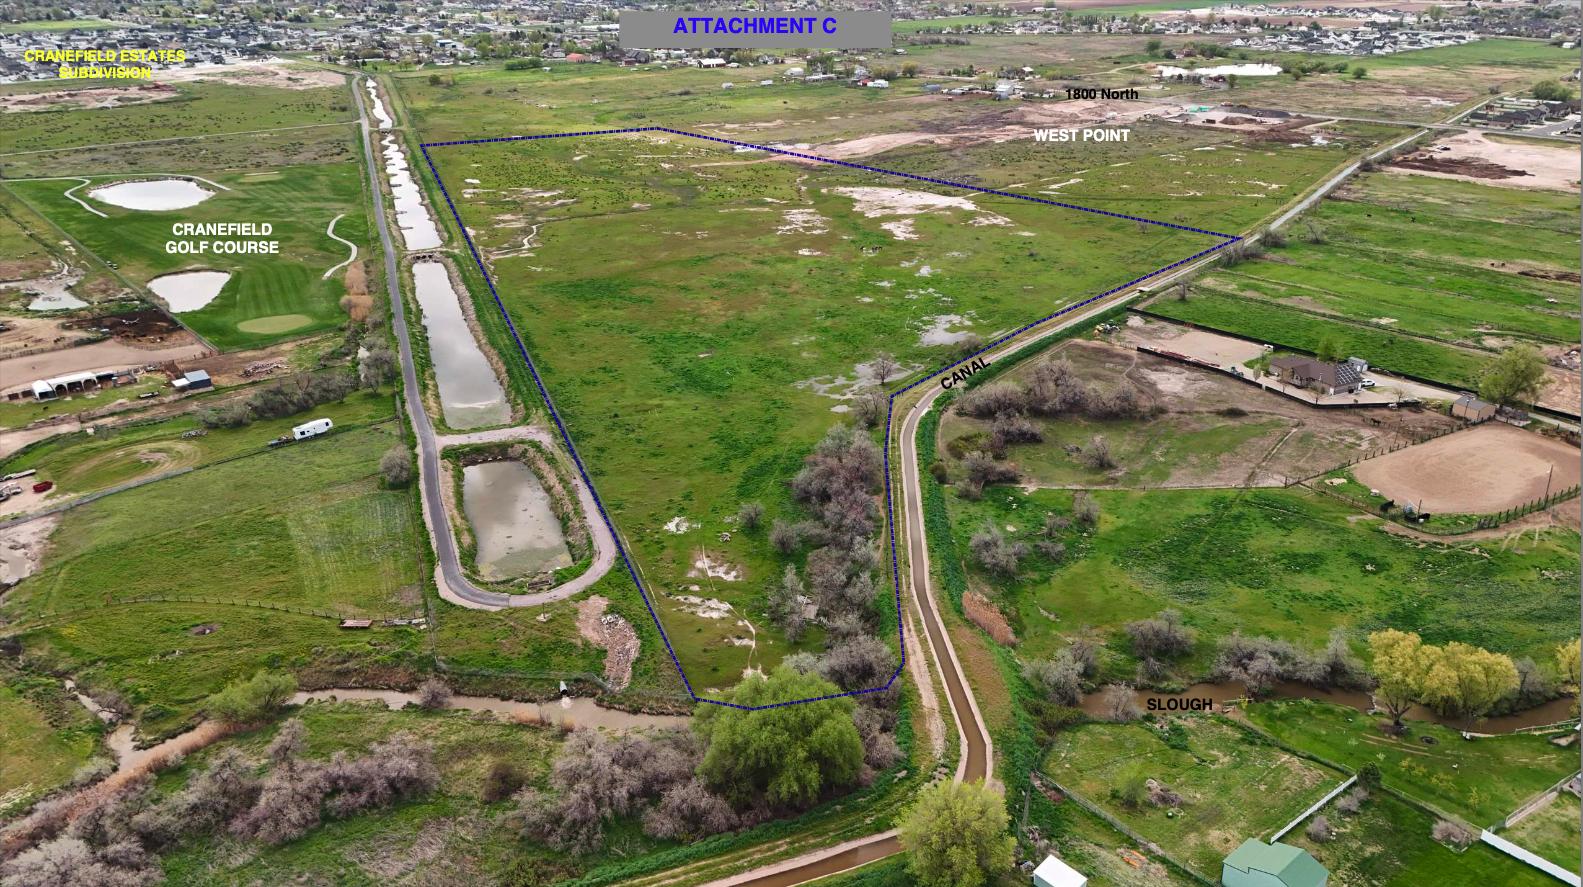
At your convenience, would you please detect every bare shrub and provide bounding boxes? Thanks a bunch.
[989,415,1043,451]
[736,501,765,530]
[323,734,440,818]
[1035,540,1066,562]
[819,635,897,692]
[1147,779,1182,809]
[853,707,902,770]
[1099,684,1142,723]
[852,391,886,429]
[768,565,807,642]
[1064,638,1101,679]
[0,835,161,887]
[969,524,1027,577]
[1072,492,1100,527]
[1023,656,1083,706]
[769,520,798,555]
[230,765,330,845]
[1432,819,1475,848]
[956,383,1028,419]
[870,352,901,387]
[1306,815,1333,842]
[961,451,1019,494]
[964,591,1017,646]
[416,677,452,710]
[1336,786,1369,815]
[640,780,738,842]
[1081,435,1115,470]
[1212,633,1325,697]
[1124,610,1194,661]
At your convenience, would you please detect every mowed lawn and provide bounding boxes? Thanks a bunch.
[6,422,421,619]
[1246,701,1579,827]
[427,131,1222,681]
[1042,717,1340,877]
[945,486,1578,672]
[1149,173,1580,390]
[5,158,368,349]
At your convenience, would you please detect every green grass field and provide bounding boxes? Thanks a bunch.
[1502,793,1583,874]
[1,391,394,500]
[1043,716,1340,877]
[0,678,102,816]
[1148,173,1578,392]
[944,485,1578,674]
[1286,781,1555,886]
[4,159,368,349]
[1245,700,1579,827]
[0,18,128,33]
[0,76,355,154]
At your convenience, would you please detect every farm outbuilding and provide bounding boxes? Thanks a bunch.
[1223,839,1328,887]
[172,369,212,391]
[1032,854,1087,887]
[27,370,117,400]
[1452,395,1497,422]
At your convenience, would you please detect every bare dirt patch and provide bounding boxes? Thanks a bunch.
[576,595,639,691]
[0,337,208,395]
[806,99,1171,160]
[0,83,177,114]
[0,315,97,359]
[1352,423,1581,513]
[65,309,184,346]
[1387,132,1580,192]
[162,60,346,90]
[0,514,57,586]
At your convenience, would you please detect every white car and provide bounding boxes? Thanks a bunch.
[1360,379,1377,389]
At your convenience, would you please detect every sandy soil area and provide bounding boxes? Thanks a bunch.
[0,315,96,359]
[808,99,1171,160]
[1352,423,1581,513]
[0,83,176,113]
[1121,318,1268,368]
[1539,365,1580,417]
[154,58,343,90]
[576,595,639,691]
[1388,132,1581,192]
[0,337,207,394]
[0,421,80,460]
[0,514,57,586]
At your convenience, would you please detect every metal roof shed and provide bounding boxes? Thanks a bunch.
[1032,854,1087,887]
[1223,839,1328,887]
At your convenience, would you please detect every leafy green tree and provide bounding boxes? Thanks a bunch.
[1351,67,1367,80]
[1477,344,1546,406]
[1556,638,1581,691]
[1145,38,1163,57]
[204,671,297,724]
[1417,642,1518,719]
[695,667,863,810]
[1314,334,1346,364]
[1368,630,1430,730]
[1532,79,1576,102]
[899,780,1015,887]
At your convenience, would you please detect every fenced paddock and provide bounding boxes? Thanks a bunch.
[1351,423,1581,514]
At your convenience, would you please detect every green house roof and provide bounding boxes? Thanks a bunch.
[1225,839,1328,887]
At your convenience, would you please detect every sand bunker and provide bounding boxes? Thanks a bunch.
[1351,424,1580,514]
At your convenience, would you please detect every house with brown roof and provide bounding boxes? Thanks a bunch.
[1269,356,1362,395]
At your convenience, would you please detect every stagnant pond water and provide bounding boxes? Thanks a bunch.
[462,460,573,580]
[411,261,509,428]
[1081,680,1579,734]
[89,179,214,211]
[290,689,687,731]
[380,134,440,250]
[147,269,232,313]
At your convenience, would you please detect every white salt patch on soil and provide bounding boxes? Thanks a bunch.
[690,553,742,582]
[918,314,977,346]
[777,208,829,234]
[881,219,917,240]
[675,594,733,618]
[664,516,699,534]
[831,186,979,218]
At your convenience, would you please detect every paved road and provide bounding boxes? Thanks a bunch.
[353,77,617,610]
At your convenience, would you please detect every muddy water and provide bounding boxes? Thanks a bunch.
[364,80,393,130]
[462,460,572,579]
[89,179,213,211]
[411,261,509,428]
[291,689,688,731]
[147,269,232,313]
[1081,680,1579,734]
[379,131,440,249]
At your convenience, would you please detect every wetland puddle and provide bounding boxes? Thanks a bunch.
[147,270,232,313]
[411,261,509,428]
[89,178,214,211]
[462,460,572,580]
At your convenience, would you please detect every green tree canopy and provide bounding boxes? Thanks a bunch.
[1532,79,1576,102]
[695,667,864,810]
[203,671,297,724]
[1417,642,1519,719]
[1369,629,1431,729]
[899,780,1016,887]
[1314,334,1347,364]
[1477,344,1546,406]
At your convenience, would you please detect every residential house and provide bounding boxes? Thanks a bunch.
[1222,840,1328,887]
[1269,355,1363,395]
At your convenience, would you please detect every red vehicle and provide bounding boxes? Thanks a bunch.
[32,481,53,494]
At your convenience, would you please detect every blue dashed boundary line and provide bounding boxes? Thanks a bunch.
[418,126,1241,711]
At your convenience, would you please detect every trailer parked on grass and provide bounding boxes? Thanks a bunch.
[292,418,334,441]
